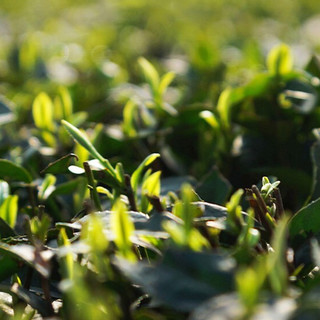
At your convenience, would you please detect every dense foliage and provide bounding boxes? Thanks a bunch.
[2,1,320,319]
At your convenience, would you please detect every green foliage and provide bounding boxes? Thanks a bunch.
[1,2,320,317]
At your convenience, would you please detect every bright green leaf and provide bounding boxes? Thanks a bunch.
[131,153,160,192]
[32,92,55,131]
[267,44,293,76]
[111,200,136,261]
[0,195,18,228]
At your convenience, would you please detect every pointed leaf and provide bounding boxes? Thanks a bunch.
[62,120,118,182]
[111,200,136,261]
[41,153,78,175]
[267,43,293,76]
[0,195,18,228]
[32,92,54,131]
[138,57,160,94]
[131,153,160,192]
[0,159,32,183]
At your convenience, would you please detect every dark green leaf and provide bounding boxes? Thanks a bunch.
[0,217,17,238]
[310,140,320,201]
[196,167,231,204]
[289,198,320,243]
[41,153,78,175]
[0,159,32,183]
[116,248,235,312]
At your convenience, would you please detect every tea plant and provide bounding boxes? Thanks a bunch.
[1,24,320,318]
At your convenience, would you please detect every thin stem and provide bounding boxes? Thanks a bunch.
[251,185,274,235]
[41,276,54,315]
[124,174,138,211]
[274,188,284,219]
[28,186,38,217]
[83,161,102,211]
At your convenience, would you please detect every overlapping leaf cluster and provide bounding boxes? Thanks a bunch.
[1,18,320,318]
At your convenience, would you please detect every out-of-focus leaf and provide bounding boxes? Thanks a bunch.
[0,96,15,125]
[49,177,85,198]
[267,43,293,76]
[0,243,53,278]
[141,171,161,213]
[196,167,231,204]
[111,200,136,261]
[242,74,272,97]
[54,86,73,121]
[279,80,317,114]
[0,255,20,282]
[160,176,197,196]
[0,195,18,228]
[38,174,56,201]
[122,100,137,137]
[41,153,78,175]
[0,159,32,183]
[0,217,17,237]
[131,153,160,192]
[289,198,320,243]
[58,228,74,280]
[189,293,243,320]
[158,71,175,96]
[310,140,320,201]
[199,110,220,130]
[32,92,55,131]
[116,248,235,312]
[138,57,160,94]
[268,216,289,295]
[0,181,9,207]
[217,88,243,129]
[10,284,54,317]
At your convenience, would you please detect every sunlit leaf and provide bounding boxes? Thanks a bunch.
[61,120,118,183]
[267,43,293,76]
[158,71,175,96]
[38,174,56,201]
[138,57,160,94]
[0,195,18,228]
[111,200,136,261]
[58,228,74,280]
[122,100,137,137]
[0,181,9,207]
[32,92,55,131]
[131,153,160,192]
[54,86,73,121]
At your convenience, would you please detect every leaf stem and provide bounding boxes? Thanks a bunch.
[250,185,274,235]
[83,162,102,211]
[124,174,137,211]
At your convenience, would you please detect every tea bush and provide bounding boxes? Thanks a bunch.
[1,1,320,319]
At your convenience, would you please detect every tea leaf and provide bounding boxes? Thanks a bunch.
[0,159,32,183]
[41,153,78,175]
[0,195,18,228]
[0,180,9,207]
[61,120,117,180]
[138,57,160,94]
[32,92,55,131]
[111,200,136,261]
[267,43,293,76]
[131,153,160,192]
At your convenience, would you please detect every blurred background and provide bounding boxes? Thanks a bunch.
[1,0,320,111]
[1,0,320,211]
